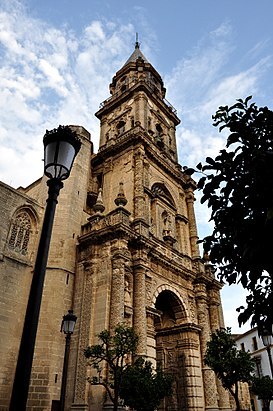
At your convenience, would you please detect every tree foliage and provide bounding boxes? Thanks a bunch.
[205,328,255,411]
[119,357,173,411]
[194,97,273,332]
[251,376,273,411]
[84,324,139,411]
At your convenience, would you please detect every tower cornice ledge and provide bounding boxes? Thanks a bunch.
[194,272,223,289]
[93,126,188,186]
[96,80,180,125]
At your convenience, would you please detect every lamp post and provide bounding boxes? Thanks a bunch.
[60,310,77,411]
[261,329,273,378]
[9,126,81,411]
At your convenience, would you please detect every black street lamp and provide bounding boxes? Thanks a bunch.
[261,329,273,378]
[60,310,77,411]
[9,126,81,411]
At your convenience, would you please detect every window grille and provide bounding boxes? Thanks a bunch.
[8,211,31,255]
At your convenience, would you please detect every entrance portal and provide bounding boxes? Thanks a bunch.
[154,290,188,410]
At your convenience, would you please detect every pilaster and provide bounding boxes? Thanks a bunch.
[133,146,146,221]
[132,248,148,356]
[71,261,94,409]
[177,329,205,411]
[109,244,129,329]
[185,189,200,259]
[208,288,231,411]
[195,282,219,411]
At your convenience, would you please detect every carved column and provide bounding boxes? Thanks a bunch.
[175,214,188,254]
[143,158,150,227]
[146,308,158,366]
[132,249,147,356]
[137,92,148,129]
[71,261,94,410]
[208,288,231,411]
[208,288,222,332]
[134,94,141,125]
[195,282,219,411]
[133,147,145,221]
[109,249,127,329]
[185,189,200,259]
[99,117,108,147]
[170,125,178,161]
[177,328,205,411]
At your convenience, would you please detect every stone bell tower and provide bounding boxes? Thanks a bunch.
[69,42,232,411]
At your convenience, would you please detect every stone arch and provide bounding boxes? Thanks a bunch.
[151,182,175,208]
[119,75,128,92]
[7,206,39,257]
[152,284,189,324]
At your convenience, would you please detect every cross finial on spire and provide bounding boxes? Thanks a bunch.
[135,32,140,49]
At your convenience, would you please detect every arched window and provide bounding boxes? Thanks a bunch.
[8,211,32,255]
[150,183,177,242]
[120,76,128,92]
[156,123,163,136]
[117,120,126,135]
[151,183,175,207]
[155,124,164,148]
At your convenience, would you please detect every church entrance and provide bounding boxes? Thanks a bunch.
[154,290,188,411]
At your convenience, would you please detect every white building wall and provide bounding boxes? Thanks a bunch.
[235,327,273,411]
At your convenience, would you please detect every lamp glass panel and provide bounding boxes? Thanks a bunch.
[63,319,76,334]
[44,140,76,179]
[57,141,76,171]
[44,141,57,168]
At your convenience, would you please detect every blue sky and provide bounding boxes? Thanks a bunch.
[1,0,273,333]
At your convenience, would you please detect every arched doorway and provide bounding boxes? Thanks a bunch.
[154,290,188,411]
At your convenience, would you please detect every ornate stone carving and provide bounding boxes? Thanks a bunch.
[189,299,197,322]
[74,264,94,404]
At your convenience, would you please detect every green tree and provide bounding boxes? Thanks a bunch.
[119,357,173,411]
[84,324,138,411]
[191,97,273,332]
[205,328,255,411]
[251,376,273,411]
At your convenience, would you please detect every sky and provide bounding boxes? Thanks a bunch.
[1,0,273,333]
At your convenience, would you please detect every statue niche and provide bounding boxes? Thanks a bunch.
[150,183,177,247]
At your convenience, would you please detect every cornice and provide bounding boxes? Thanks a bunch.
[194,271,223,289]
[155,323,201,337]
[78,211,199,280]
[96,80,180,125]
[92,126,189,187]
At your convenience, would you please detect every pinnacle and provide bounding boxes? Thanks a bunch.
[123,42,149,67]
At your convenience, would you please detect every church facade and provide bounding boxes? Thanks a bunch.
[0,44,236,410]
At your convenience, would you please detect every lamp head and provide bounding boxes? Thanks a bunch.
[43,125,81,180]
[61,310,77,335]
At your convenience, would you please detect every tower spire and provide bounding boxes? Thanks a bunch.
[135,32,139,49]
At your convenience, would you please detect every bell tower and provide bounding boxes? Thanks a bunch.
[70,43,231,411]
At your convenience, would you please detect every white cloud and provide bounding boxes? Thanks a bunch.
[0,1,136,187]
[84,21,106,42]
[39,58,68,96]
